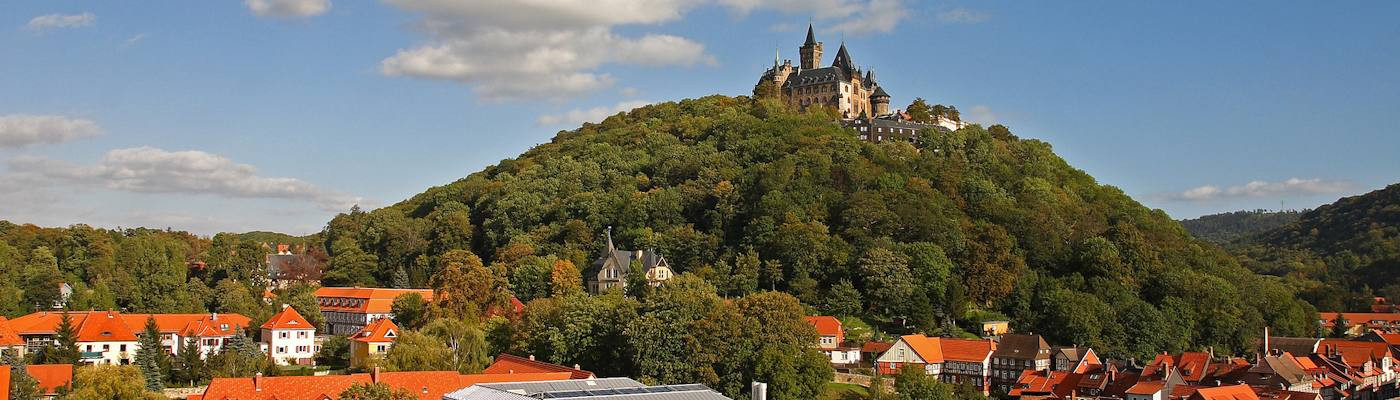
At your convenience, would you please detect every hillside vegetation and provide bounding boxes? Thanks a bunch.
[319,95,1316,360]
[1179,209,1303,245]
[1234,184,1400,311]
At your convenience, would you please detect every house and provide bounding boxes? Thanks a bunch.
[981,320,1010,337]
[860,341,892,367]
[0,316,24,357]
[261,305,317,366]
[1007,369,1080,399]
[194,368,574,400]
[349,317,398,369]
[805,316,859,366]
[1319,312,1400,336]
[315,287,435,335]
[27,364,73,398]
[1242,352,1315,392]
[1051,346,1100,373]
[53,283,72,309]
[6,311,251,362]
[1143,352,1217,384]
[484,354,595,379]
[586,228,674,294]
[1124,381,1168,400]
[990,333,1051,393]
[1187,384,1261,400]
[444,377,733,400]
[875,335,996,394]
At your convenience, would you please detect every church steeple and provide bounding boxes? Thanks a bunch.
[799,23,823,69]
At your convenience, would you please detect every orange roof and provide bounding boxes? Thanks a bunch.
[315,287,434,314]
[805,316,842,337]
[1126,381,1165,395]
[1319,339,1392,367]
[6,311,250,339]
[76,311,139,342]
[1191,384,1260,400]
[483,354,595,380]
[1320,312,1400,327]
[939,338,996,362]
[0,366,10,400]
[1370,332,1400,345]
[899,335,944,363]
[351,318,399,343]
[199,371,571,400]
[27,364,72,396]
[0,316,22,346]
[262,306,313,331]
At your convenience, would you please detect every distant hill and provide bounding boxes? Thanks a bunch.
[1233,184,1400,311]
[1179,209,1303,245]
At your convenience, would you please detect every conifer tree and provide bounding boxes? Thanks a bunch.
[135,317,166,391]
[6,351,41,400]
[45,312,80,364]
[173,337,206,386]
[625,260,647,299]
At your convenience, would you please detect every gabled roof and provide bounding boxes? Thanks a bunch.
[352,318,398,343]
[1251,352,1311,385]
[993,333,1049,360]
[861,341,892,354]
[940,338,995,362]
[1318,339,1393,367]
[314,287,435,314]
[76,311,138,342]
[0,316,23,346]
[1266,337,1320,356]
[1125,381,1165,395]
[898,335,943,364]
[200,371,573,400]
[1190,384,1260,400]
[1144,352,1213,382]
[805,316,842,338]
[483,354,595,380]
[262,306,313,331]
[6,311,250,339]
[27,364,72,396]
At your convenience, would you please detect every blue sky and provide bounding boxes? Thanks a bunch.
[1,1,1397,235]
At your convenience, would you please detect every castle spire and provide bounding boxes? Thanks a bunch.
[832,41,855,74]
[605,226,615,251]
[804,22,817,46]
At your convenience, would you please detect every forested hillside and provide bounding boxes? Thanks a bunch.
[319,95,1317,361]
[1179,209,1303,245]
[1234,184,1400,311]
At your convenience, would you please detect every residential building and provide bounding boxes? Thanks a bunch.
[193,369,573,400]
[315,287,434,335]
[875,335,996,394]
[981,320,1010,337]
[261,305,317,366]
[1051,346,1100,373]
[5,311,250,364]
[445,377,733,400]
[349,317,398,369]
[265,244,320,289]
[1319,312,1400,336]
[1188,384,1261,400]
[28,364,73,399]
[805,316,859,366]
[483,354,595,379]
[586,228,674,294]
[0,316,24,357]
[990,333,1051,393]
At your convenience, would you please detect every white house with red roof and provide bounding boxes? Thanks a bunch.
[262,305,317,365]
[805,316,859,366]
[6,311,251,363]
[876,335,997,394]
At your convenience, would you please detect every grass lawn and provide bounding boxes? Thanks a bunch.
[818,382,870,400]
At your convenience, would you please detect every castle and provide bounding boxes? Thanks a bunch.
[756,24,965,143]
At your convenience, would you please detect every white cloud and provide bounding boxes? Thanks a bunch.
[245,0,331,18]
[378,0,903,101]
[538,100,654,126]
[121,33,148,48]
[4,146,366,211]
[620,87,641,97]
[24,13,95,32]
[0,114,101,149]
[965,105,999,125]
[1172,178,1355,201]
[937,8,990,24]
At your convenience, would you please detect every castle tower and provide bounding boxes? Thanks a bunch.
[799,24,823,69]
[872,86,891,116]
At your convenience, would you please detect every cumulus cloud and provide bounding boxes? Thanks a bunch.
[937,8,990,24]
[1171,178,1355,201]
[538,100,654,126]
[24,13,95,32]
[4,147,365,211]
[245,0,331,18]
[379,0,904,101]
[0,114,102,149]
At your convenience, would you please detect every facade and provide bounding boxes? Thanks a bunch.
[586,228,674,294]
[349,317,398,369]
[876,335,996,394]
[990,333,1051,393]
[1052,346,1101,373]
[5,311,250,364]
[315,286,434,335]
[261,305,317,366]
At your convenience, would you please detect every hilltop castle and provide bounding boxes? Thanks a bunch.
[756,24,964,142]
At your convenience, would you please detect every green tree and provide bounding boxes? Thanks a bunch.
[21,247,62,311]
[550,259,583,297]
[390,293,429,330]
[906,98,933,123]
[315,335,350,369]
[274,284,325,330]
[381,331,451,372]
[1331,314,1351,338]
[6,352,42,400]
[44,312,80,364]
[135,317,166,391]
[859,248,915,324]
[206,330,270,378]
[625,260,648,299]
[421,318,492,373]
[824,279,862,317]
[67,365,167,400]
[338,382,416,400]
[893,365,952,400]
[324,238,379,287]
[172,337,207,386]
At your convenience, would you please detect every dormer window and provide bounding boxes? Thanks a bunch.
[385,330,396,338]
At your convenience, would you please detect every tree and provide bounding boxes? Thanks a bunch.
[274,284,325,330]
[339,382,416,400]
[6,352,41,400]
[625,260,648,299]
[171,337,207,386]
[315,335,350,369]
[67,365,167,400]
[44,312,80,364]
[324,238,378,287]
[431,250,501,320]
[381,331,451,372]
[859,248,915,324]
[21,247,62,311]
[906,98,933,123]
[421,318,492,373]
[550,259,583,297]
[894,365,952,400]
[214,280,267,323]
[135,317,166,391]
[391,293,429,330]
[825,280,863,317]
[206,330,270,378]
[1331,314,1351,338]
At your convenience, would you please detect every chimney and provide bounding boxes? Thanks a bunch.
[1264,326,1271,354]
[282,303,290,309]
[372,367,381,384]
[529,354,535,361]
[751,382,768,400]
[212,312,218,321]
[574,364,581,370]
[254,373,263,391]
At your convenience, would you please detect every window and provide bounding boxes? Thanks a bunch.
[276,346,286,354]
[86,345,93,352]
[120,344,127,352]
[280,332,289,339]
[103,344,110,351]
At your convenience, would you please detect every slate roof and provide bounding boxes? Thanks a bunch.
[1266,337,1321,356]
[992,333,1050,360]
[831,42,856,75]
[780,66,850,88]
[804,24,817,46]
[446,378,732,400]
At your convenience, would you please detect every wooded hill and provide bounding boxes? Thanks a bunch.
[1233,184,1400,312]
[1180,209,1303,245]
[318,95,1317,360]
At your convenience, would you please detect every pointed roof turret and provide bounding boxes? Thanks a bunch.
[804,23,817,46]
[832,41,856,74]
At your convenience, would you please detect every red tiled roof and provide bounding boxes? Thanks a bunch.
[76,311,138,342]
[351,318,398,344]
[1126,381,1165,395]
[0,316,22,346]
[1320,312,1400,327]
[28,364,73,396]
[0,366,10,400]
[199,371,571,400]
[804,316,842,337]
[939,338,995,362]
[898,335,943,364]
[262,306,313,331]
[1190,384,1260,400]
[861,341,892,353]
[314,287,435,314]
[483,354,595,380]
[1318,339,1392,367]
[6,311,250,340]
